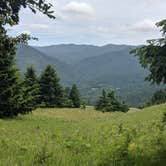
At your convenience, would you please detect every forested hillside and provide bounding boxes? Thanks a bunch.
[16,44,77,85]
[16,44,163,107]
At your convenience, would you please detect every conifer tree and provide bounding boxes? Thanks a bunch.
[107,91,129,112]
[39,65,64,107]
[69,84,81,108]
[0,0,55,117]
[95,90,108,111]
[96,90,129,112]
[23,66,39,110]
[0,26,32,117]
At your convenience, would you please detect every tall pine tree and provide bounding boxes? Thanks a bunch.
[95,90,108,111]
[0,28,22,117]
[69,84,81,108]
[23,66,39,110]
[0,0,55,117]
[39,65,64,107]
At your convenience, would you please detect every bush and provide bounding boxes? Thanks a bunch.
[96,90,129,112]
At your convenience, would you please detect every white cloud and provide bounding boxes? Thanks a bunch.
[15,0,166,46]
[63,1,95,17]
[97,27,113,34]
[14,23,50,33]
[27,24,50,30]
[130,19,157,32]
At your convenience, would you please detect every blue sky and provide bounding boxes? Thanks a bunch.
[9,0,166,46]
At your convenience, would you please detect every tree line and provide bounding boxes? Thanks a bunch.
[0,0,81,118]
[0,0,129,118]
[1,0,166,118]
[0,0,130,119]
[0,62,82,118]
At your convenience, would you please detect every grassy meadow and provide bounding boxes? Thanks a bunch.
[0,105,166,166]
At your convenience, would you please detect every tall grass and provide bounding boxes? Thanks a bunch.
[0,104,166,166]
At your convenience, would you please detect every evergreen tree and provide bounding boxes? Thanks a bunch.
[69,84,81,108]
[107,91,129,112]
[95,90,108,111]
[96,90,129,113]
[39,65,64,107]
[0,0,55,118]
[0,26,29,117]
[23,66,39,110]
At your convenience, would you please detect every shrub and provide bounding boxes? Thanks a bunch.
[96,90,129,112]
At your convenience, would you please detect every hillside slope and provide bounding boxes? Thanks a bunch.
[16,44,162,106]
[35,44,102,64]
[16,44,77,85]
[35,44,137,65]
[0,104,165,165]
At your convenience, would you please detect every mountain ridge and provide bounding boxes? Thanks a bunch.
[16,43,162,107]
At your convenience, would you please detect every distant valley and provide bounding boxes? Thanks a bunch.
[16,44,162,107]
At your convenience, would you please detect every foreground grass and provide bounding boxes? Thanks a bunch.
[0,105,166,166]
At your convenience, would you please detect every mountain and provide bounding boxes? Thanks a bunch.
[75,49,160,106]
[76,47,143,81]
[35,44,137,65]
[35,44,102,64]
[16,44,77,85]
[16,44,163,107]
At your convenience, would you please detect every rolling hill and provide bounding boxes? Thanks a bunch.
[16,44,163,107]
[35,44,137,65]
[16,44,77,85]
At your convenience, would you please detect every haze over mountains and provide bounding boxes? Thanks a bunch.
[16,44,162,107]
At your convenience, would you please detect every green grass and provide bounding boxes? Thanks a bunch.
[0,104,166,166]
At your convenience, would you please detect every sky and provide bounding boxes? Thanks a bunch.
[9,0,166,46]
